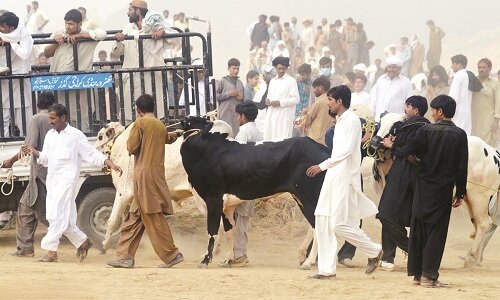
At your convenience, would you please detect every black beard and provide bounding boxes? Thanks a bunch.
[129,14,139,24]
[328,109,337,118]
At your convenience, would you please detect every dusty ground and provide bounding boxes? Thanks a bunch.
[1,167,499,299]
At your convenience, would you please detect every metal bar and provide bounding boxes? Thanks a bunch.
[129,71,136,120]
[86,88,92,132]
[72,43,79,71]
[19,79,27,136]
[150,70,157,113]
[0,82,3,138]
[191,70,200,116]
[161,70,169,122]
[118,72,125,125]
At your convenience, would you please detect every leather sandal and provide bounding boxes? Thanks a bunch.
[308,274,336,280]
[38,254,58,262]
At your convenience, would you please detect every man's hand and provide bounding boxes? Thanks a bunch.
[237,91,244,101]
[300,108,308,116]
[270,100,281,107]
[151,28,165,40]
[115,32,125,42]
[452,196,464,208]
[22,145,39,157]
[306,165,322,177]
[229,90,239,97]
[361,131,373,143]
[1,158,13,168]
[67,33,81,44]
[105,160,123,176]
[406,154,418,166]
[382,135,394,149]
[54,34,65,44]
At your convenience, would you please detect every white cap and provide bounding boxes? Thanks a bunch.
[386,56,403,67]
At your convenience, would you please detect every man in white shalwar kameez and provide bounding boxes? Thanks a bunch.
[306,85,382,279]
[448,54,472,135]
[263,57,299,140]
[112,0,175,124]
[0,12,33,137]
[370,56,412,121]
[25,104,122,262]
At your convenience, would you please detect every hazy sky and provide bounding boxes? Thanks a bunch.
[3,0,500,77]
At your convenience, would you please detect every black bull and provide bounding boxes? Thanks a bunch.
[180,117,330,267]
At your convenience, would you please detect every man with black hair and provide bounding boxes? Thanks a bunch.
[2,92,54,257]
[26,1,49,34]
[222,101,263,267]
[217,58,245,135]
[306,85,382,279]
[108,94,184,269]
[377,96,430,270]
[25,104,122,263]
[44,9,106,133]
[0,11,34,137]
[448,54,472,135]
[317,56,342,89]
[295,63,313,117]
[426,20,445,70]
[112,0,173,124]
[406,95,468,287]
[263,56,299,140]
[250,15,269,49]
[295,76,332,145]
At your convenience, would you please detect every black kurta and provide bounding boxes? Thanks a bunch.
[406,120,468,280]
[377,116,430,226]
[409,120,468,223]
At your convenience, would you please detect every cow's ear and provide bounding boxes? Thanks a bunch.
[201,122,214,138]
[106,127,115,138]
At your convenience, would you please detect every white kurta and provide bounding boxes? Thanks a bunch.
[179,79,212,116]
[111,11,174,123]
[449,69,472,135]
[235,122,263,143]
[38,125,108,251]
[351,91,371,107]
[314,109,380,276]
[252,82,267,137]
[315,109,378,223]
[370,74,412,121]
[263,74,299,140]
[0,24,33,136]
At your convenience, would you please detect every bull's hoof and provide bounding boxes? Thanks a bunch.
[300,263,311,270]
[198,262,209,269]
[218,260,233,268]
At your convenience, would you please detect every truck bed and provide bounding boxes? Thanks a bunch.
[0,137,107,183]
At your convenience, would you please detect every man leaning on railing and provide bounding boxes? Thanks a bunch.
[44,9,106,133]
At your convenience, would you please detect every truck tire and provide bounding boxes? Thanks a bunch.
[77,187,120,251]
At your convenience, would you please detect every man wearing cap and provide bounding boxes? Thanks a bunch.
[263,56,299,140]
[112,0,174,124]
[369,56,412,121]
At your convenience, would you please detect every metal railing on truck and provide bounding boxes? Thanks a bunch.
[0,28,215,141]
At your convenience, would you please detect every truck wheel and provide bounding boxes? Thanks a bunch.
[77,187,120,251]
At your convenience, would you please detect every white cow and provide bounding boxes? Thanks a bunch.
[370,114,500,266]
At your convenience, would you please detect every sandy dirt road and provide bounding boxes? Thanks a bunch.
[1,175,499,299]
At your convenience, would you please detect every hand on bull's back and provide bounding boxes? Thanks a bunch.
[306,165,322,177]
